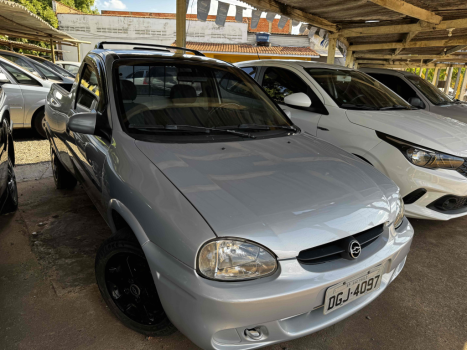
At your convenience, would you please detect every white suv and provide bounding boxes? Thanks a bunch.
[235,59,467,221]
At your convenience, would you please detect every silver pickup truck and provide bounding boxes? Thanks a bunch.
[44,42,412,350]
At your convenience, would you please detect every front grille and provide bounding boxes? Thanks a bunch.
[297,224,385,265]
[428,195,467,213]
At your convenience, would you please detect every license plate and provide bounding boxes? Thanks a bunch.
[323,265,383,315]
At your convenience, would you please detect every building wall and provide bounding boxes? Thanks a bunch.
[247,33,310,47]
[57,14,248,61]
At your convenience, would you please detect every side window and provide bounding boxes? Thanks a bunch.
[76,64,100,111]
[0,62,41,86]
[261,67,308,103]
[368,73,417,101]
[33,63,61,81]
[241,67,257,80]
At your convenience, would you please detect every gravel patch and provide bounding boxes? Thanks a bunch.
[14,139,50,165]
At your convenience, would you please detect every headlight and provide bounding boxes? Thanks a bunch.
[198,239,277,281]
[394,197,405,229]
[377,132,464,169]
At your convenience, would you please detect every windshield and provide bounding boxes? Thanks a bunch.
[405,75,453,105]
[114,60,294,142]
[305,68,411,110]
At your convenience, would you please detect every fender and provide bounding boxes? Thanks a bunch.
[24,99,46,127]
[107,198,150,247]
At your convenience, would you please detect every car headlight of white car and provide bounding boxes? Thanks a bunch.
[394,197,405,229]
[377,132,464,169]
[198,239,277,281]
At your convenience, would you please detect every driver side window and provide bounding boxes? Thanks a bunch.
[261,67,308,103]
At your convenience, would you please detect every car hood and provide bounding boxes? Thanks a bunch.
[346,109,467,157]
[430,103,467,123]
[136,135,398,259]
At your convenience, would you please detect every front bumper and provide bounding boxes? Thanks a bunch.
[143,218,413,350]
[365,141,467,220]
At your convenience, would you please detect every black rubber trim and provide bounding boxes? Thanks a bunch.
[403,188,427,204]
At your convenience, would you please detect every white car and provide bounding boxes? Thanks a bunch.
[0,57,72,138]
[55,61,81,75]
[361,68,467,121]
[236,60,467,221]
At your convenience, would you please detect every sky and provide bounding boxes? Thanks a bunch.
[93,0,301,33]
[94,0,257,17]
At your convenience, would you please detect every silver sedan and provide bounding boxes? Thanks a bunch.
[0,56,73,138]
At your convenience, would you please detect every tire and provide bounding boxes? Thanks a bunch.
[51,147,77,189]
[1,160,18,214]
[33,109,47,139]
[95,228,176,336]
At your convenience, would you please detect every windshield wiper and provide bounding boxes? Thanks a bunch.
[216,124,298,132]
[128,124,256,139]
[341,104,379,110]
[379,105,411,110]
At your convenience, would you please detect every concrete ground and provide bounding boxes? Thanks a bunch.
[1,167,466,350]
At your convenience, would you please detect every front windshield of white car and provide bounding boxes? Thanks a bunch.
[114,59,296,142]
[305,68,412,110]
[405,75,454,105]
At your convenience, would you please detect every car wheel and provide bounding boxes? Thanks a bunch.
[51,147,77,189]
[95,229,176,336]
[1,160,18,214]
[33,110,47,139]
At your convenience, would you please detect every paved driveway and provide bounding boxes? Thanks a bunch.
[0,173,466,350]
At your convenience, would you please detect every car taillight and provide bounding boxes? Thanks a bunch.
[143,76,149,85]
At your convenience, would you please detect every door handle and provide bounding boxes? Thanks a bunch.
[317,126,329,131]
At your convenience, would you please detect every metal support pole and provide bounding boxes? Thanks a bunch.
[176,0,187,48]
[425,68,429,80]
[432,67,440,86]
[327,36,337,65]
[444,67,453,94]
[419,66,423,76]
[456,68,465,99]
[77,44,81,62]
[460,69,467,101]
[50,38,56,63]
[9,43,13,51]
[453,68,461,95]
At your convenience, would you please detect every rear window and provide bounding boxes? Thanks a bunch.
[114,60,293,143]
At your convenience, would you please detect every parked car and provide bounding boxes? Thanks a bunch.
[55,61,80,75]
[235,60,467,221]
[361,68,467,121]
[0,50,75,83]
[24,54,77,78]
[45,43,412,350]
[0,56,73,138]
[0,87,17,214]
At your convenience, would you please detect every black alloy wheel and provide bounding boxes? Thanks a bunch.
[34,110,47,139]
[95,230,176,336]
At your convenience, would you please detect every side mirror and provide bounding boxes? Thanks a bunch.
[0,73,10,83]
[68,112,96,134]
[408,97,424,109]
[284,92,312,108]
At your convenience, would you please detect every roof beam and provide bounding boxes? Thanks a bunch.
[445,45,467,55]
[349,38,467,51]
[360,63,466,68]
[354,53,463,59]
[367,0,442,24]
[240,0,337,32]
[340,18,467,38]
[394,30,419,55]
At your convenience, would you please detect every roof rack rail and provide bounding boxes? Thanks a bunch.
[95,42,205,57]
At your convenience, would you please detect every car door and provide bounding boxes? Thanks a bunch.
[67,58,110,216]
[257,66,324,135]
[0,63,29,128]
